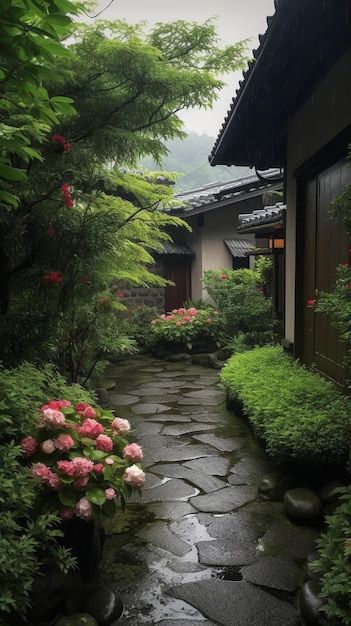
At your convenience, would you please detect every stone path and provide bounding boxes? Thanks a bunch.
[98,355,318,625]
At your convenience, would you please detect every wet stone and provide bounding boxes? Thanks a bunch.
[184,389,227,400]
[206,510,266,543]
[136,521,192,557]
[259,518,319,560]
[162,423,215,436]
[170,579,299,626]
[193,433,244,452]
[108,393,138,405]
[131,402,173,414]
[149,463,227,493]
[183,456,230,476]
[283,488,323,522]
[147,501,196,520]
[240,556,300,592]
[299,579,324,625]
[140,478,198,503]
[81,585,124,625]
[197,537,258,566]
[191,485,257,513]
[147,412,191,422]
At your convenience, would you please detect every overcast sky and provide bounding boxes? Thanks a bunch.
[87,0,276,137]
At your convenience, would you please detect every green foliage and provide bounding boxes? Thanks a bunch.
[146,306,221,353]
[116,304,159,348]
[310,487,351,624]
[220,346,351,468]
[0,361,95,619]
[202,268,276,350]
[0,0,79,209]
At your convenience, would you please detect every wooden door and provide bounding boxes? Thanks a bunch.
[163,256,192,313]
[297,160,350,387]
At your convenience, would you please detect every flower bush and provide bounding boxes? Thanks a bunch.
[146,306,221,353]
[22,400,145,521]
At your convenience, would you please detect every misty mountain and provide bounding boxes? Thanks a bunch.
[139,132,250,192]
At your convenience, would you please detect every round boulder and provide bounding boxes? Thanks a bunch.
[283,488,323,522]
[81,585,124,625]
[299,579,324,625]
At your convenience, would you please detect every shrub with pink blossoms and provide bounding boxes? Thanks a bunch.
[147,305,221,353]
[21,400,145,521]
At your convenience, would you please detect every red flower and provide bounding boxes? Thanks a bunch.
[43,271,63,283]
[220,273,228,279]
[63,143,72,151]
[347,283,351,288]
[341,263,349,268]
[46,227,56,236]
[117,291,124,298]
[52,134,67,144]
[258,286,264,292]
[307,299,316,306]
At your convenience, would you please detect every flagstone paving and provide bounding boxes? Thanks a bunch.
[98,355,317,625]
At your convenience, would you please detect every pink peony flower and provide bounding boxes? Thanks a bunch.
[93,463,105,474]
[123,465,145,488]
[79,418,104,439]
[112,417,131,435]
[31,462,51,482]
[206,318,212,324]
[105,488,116,500]
[71,457,94,477]
[21,436,37,456]
[42,408,66,428]
[75,402,97,418]
[221,273,228,279]
[75,496,93,520]
[47,471,62,490]
[74,475,89,489]
[187,307,197,315]
[57,460,75,477]
[151,319,157,325]
[59,507,75,520]
[41,439,56,454]
[54,433,74,450]
[176,321,182,327]
[123,443,143,462]
[40,400,71,412]
[95,434,113,452]
[105,457,114,465]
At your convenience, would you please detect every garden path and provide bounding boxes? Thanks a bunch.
[98,354,318,626]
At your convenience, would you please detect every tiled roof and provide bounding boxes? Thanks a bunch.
[224,239,256,258]
[171,168,283,215]
[237,202,286,232]
[156,241,195,255]
[209,0,351,169]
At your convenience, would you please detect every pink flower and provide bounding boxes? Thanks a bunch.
[71,457,94,477]
[105,457,114,465]
[111,417,131,435]
[258,286,264,292]
[94,463,105,474]
[57,460,75,477]
[21,436,37,456]
[187,307,197,315]
[123,465,145,488]
[75,497,93,520]
[176,321,182,327]
[307,299,316,306]
[47,471,62,490]
[74,475,89,489]
[79,418,104,439]
[54,433,74,450]
[52,134,67,144]
[40,400,71,412]
[206,318,212,324]
[59,507,75,520]
[221,273,228,279]
[151,319,157,325]
[341,263,349,268]
[123,443,143,462]
[172,309,178,314]
[75,403,97,418]
[31,462,51,482]
[42,408,66,428]
[95,434,113,452]
[177,308,185,314]
[41,439,56,454]
[105,488,116,500]
[117,291,124,298]
[63,143,72,151]
[213,310,219,316]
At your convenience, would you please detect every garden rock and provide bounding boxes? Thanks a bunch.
[81,585,124,625]
[283,488,323,522]
[258,472,295,501]
[55,614,98,626]
[299,580,324,625]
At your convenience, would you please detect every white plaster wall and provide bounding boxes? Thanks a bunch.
[285,47,351,343]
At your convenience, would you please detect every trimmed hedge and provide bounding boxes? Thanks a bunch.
[220,345,351,468]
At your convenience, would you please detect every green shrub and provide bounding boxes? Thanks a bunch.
[117,304,159,348]
[202,268,276,349]
[220,346,351,468]
[310,487,351,625]
[146,306,221,353]
[0,362,96,620]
